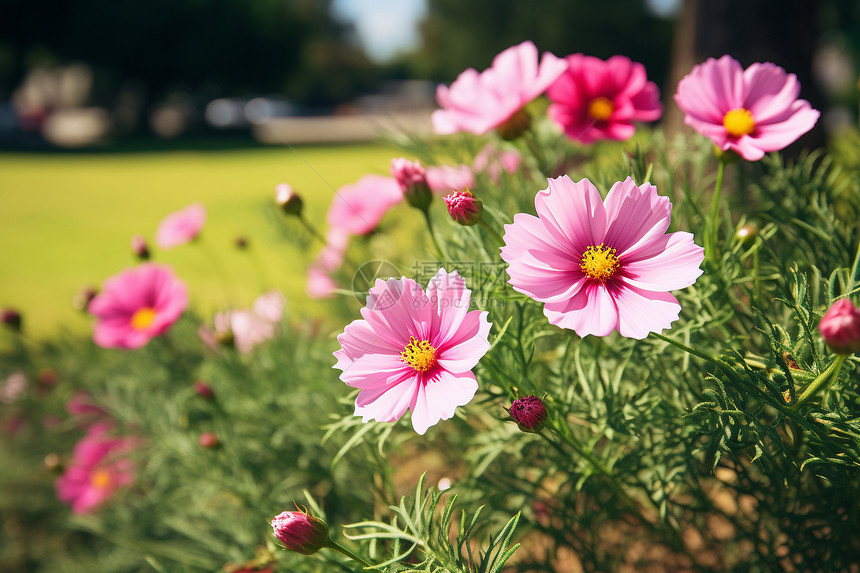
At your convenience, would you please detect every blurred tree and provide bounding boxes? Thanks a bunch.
[411,0,675,90]
[0,0,377,108]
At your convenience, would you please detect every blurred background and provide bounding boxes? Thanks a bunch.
[1,0,859,338]
[1,0,858,148]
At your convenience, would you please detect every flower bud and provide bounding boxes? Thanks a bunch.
[270,510,331,555]
[194,380,215,400]
[735,224,757,245]
[234,236,249,250]
[275,183,303,216]
[444,189,483,226]
[391,158,432,212]
[199,431,219,448]
[509,395,548,433]
[1,308,22,331]
[819,299,860,355]
[131,234,150,260]
[72,285,99,312]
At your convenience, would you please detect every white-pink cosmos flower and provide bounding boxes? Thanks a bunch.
[501,176,704,339]
[155,203,206,249]
[674,55,819,161]
[333,269,491,435]
[432,41,566,136]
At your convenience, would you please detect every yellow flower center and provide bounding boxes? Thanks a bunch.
[723,108,755,137]
[400,336,437,372]
[130,307,157,330]
[588,97,614,121]
[90,469,112,489]
[580,244,620,282]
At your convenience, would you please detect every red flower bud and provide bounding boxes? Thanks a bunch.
[199,431,219,448]
[270,510,331,555]
[444,189,483,226]
[509,395,548,433]
[194,380,214,400]
[819,299,860,355]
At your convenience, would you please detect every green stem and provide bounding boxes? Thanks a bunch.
[848,240,860,293]
[792,354,848,409]
[299,215,328,245]
[650,332,719,363]
[422,209,449,261]
[326,540,372,568]
[478,219,504,243]
[706,158,727,267]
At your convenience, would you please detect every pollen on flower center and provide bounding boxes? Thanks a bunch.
[130,307,157,330]
[400,336,437,372]
[580,244,620,282]
[723,108,755,137]
[588,97,614,121]
[90,469,112,489]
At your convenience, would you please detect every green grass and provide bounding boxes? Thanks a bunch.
[0,144,401,340]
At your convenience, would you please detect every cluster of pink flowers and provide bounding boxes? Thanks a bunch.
[432,43,818,157]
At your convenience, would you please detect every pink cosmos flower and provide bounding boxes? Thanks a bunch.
[155,203,206,249]
[55,422,135,514]
[432,41,567,136]
[473,144,522,183]
[88,263,188,349]
[547,54,662,144]
[334,269,492,435]
[327,175,403,236]
[674,55,820,161]
[501,176,704,339]
[425,164,475,196]
[211,290,286,353]
[390,158,427,191]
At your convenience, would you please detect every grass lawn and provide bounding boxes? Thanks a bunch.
[0,144,402,341]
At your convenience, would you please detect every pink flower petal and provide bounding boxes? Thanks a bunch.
[410,370,478,435]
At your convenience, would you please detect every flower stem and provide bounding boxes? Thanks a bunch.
[478,219,504,243]
[422,210,449,261]
[650,332,719,363]
[792,354,848,409]
[706,158,727,267]
[326,540,372,568]
[299,215,328,245]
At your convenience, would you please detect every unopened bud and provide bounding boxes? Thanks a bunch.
[391,158,432,212]
[72,286,98,312]
[509,395,548,433]
[444,189,483,226]
[819,299,860,355]
[194,380,214,400]
[735,224,757,244]
[234,236,249,249]
[131,234,150,260]
[1,308,22,331]
[275,183,303,216]
[199,431,219,448]
[270,510,331,555]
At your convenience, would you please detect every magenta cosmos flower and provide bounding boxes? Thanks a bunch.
[334,269,491,435]
[327,175,403,236]
[432,41,566,136]
[501,176,704,339]
[674,55,819,161]
[155,202,206,249]
[547,54,662,144]
[89,263,188,349]
[55,422,135,514]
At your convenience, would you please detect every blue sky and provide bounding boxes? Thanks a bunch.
[331,0,428,62]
